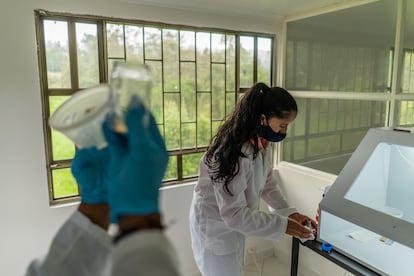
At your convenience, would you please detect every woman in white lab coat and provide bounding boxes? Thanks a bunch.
[189,83,316,276]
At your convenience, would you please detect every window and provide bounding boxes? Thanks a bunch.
[282,0,414,175]
[35,10,273,204]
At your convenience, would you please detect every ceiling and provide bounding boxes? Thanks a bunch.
[118,0,414,45]
[288,0,414,44]
[121,0,358,21]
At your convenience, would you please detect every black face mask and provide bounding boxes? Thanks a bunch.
[259,125,287,142]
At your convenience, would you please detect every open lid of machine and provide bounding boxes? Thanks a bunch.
[320,127,414,249]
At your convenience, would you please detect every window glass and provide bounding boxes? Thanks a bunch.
[52,168,78,199]
[49,96,75,160]
[164,93,181,150]
[284,0,398,174]
[212,63,226,120]
[286,1,396,92]
[226,35,236,91]
[257,37,272,85]
[197,92,211,147]
[283,98,388,175]
[196,32,211,91]
[163,29,179,92]
[396,100,414,127]
[180,31,195,61]
[76,23,100,88]
[125,25,144,63]
[144,27,162,60]
[401,50,414,93]
[183,152,205,178]
[226,92,235,117]
[44,20,71,88]
[211,33,225,62]
[107,23,125,59]
[145,60,163,121]
[240,36,254,87]
[164,155,177,181]
[182,123,196,148]
[181,62,196,123]
[401,0,414,94]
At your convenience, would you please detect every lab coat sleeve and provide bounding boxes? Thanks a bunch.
[25,210,112,276]
[213,158,288,240]
[260,157,297,217]
[112,230,180,276]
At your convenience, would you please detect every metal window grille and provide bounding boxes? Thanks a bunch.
[35,10,274,205]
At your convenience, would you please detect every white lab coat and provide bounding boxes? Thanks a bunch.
[189,143,296,276]
[113,229,180,276]
[26,211,180,276]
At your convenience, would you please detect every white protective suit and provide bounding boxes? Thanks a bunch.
[26,211,180,276]
[189,143,296,276]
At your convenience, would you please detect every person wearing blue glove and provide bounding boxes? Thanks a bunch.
[26,96,180,276]
[102,96,179,276]
[25,146,112,276]
[103,96,168,223]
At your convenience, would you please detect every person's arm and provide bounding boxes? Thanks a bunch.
[260,146,296,215]
[25,209,111,276]
[213,156,313,240]
[260,147,317,233]
[261,170,297,216]
[213,156,288,240]
[26,147,112,276]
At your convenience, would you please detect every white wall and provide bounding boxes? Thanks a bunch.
[160,183,199,276]
[0,0,279,275]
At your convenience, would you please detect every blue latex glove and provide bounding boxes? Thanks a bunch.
[71,147,109,204]
[103,97,169,223]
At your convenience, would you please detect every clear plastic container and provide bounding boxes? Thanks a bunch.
[49,84,111,149]
[109,61,152,132]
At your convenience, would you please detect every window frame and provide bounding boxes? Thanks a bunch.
[35,9,275,205]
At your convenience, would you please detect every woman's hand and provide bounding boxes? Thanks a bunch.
[285,219,313,239]
[287,212,317,238]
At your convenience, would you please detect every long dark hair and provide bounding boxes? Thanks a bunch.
[205,82,297,195]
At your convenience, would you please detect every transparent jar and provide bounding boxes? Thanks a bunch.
[109,61,152,132]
